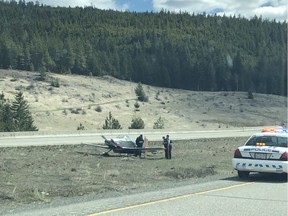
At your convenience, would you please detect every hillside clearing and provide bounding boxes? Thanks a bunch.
[0,70,286,132]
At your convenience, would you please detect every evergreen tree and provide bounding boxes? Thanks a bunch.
[153,117,165,129]
[102,112,122,129]
[135,83,148,102]
[0,103,15,132]
[129,117,145,129]
[254,54,269,93]
[10,92,38,131]
[0,93,12,131]
[231,52,245,91]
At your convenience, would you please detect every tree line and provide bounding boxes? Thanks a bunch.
[0,1,287,96]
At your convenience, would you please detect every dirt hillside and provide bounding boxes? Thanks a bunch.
[0,69,286,132]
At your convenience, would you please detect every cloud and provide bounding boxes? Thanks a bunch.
[253,4,287,21]
[35,0,128,10]
[28,0,287,21]
[152,0,287,21]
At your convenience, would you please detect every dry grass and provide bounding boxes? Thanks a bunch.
[0,69,286,132]
[0,137,248,206]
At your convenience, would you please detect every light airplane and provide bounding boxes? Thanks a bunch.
[85,135,164,157]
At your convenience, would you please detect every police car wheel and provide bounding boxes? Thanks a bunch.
[238,171,250,179]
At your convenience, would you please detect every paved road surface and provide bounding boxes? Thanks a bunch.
[0,128,260,148]
[87,176,287,216]
[7,175,287,216]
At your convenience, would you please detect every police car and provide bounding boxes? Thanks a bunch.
[232,127,288,178]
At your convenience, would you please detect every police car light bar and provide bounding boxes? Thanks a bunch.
[261,127,288,133]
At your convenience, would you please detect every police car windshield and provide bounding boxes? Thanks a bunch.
[245,135,288,147]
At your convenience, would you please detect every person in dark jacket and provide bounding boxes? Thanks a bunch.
[163,136,168,159]
[164,135,173,159]
[135,134,144,157]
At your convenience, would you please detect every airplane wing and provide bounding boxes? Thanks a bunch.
[82,143,110,149]
[115,146,155,150]
[116,147,164,151]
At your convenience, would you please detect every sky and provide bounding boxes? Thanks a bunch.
[30,0,287,22]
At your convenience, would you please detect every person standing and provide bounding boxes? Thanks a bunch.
[166,134,173,159]
[163,136,168,159]
[135,134,144,157]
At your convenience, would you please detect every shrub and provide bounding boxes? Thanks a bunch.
[153,117,165,129]
[129,117,145,129]
[134,101,140,109]
[51,78,60,88]
[135,83,148,102]
[102,112,122,129]
[62,109,67,115]
[39,67,47,81]
[77,123,85,130]
[95,106,102,112]
[164,166,216,179]
[71,108,82,114]
[248,91,254,99]
[155,90,160,100]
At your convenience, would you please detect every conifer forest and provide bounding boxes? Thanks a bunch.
[0,1,287,96]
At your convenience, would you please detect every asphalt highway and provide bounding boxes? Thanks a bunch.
[7,176,287,216]
[86,178,287,216]
[0,128,260,148]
